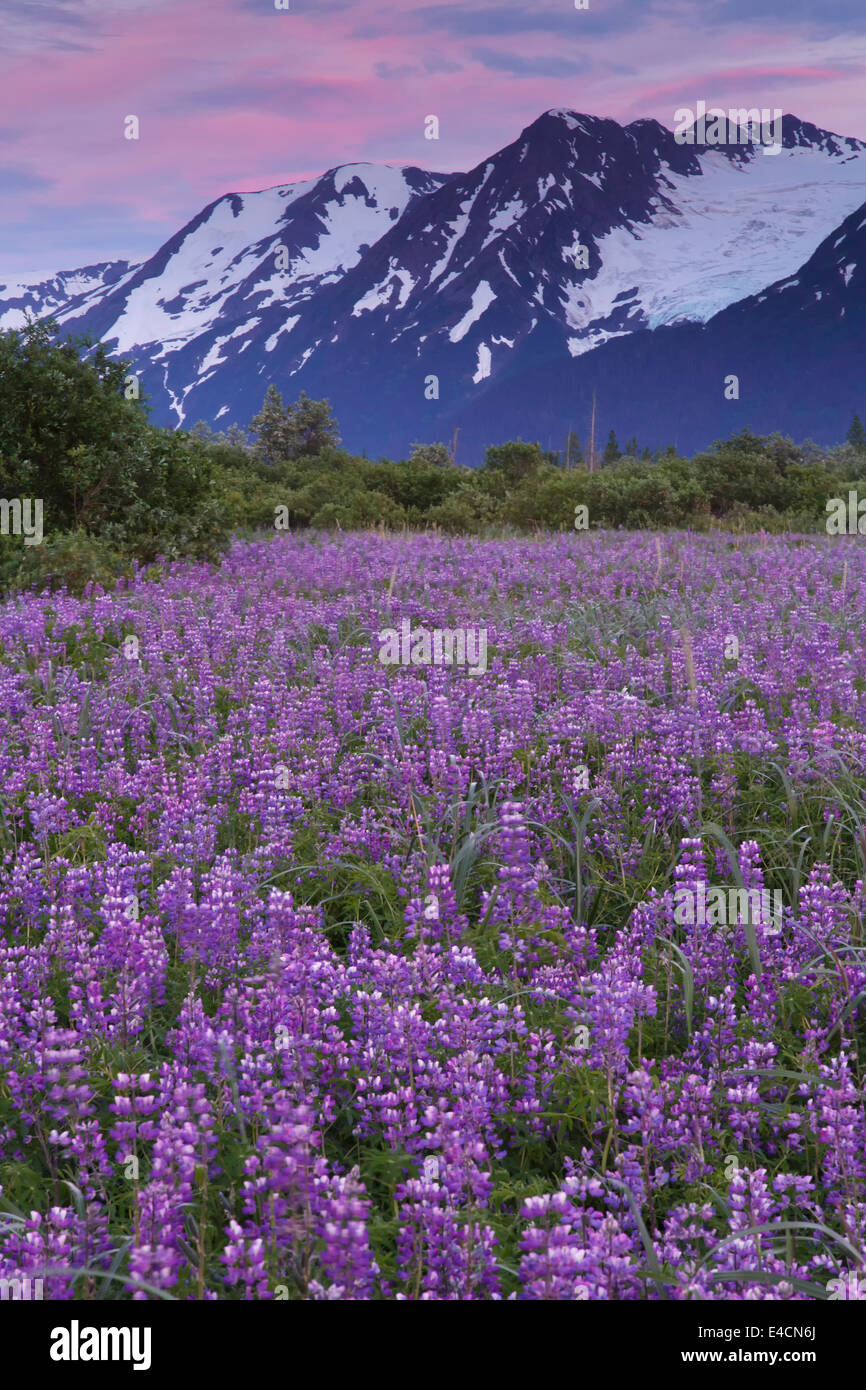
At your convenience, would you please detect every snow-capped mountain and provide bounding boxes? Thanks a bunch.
[299,110,866,366]
[4,110,866,456]
[28,163,448,425]
[445,195,866,458]
[0,261,133,332]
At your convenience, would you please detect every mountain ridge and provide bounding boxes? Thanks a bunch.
[2,109,865,456]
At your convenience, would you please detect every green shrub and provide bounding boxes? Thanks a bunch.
[0,319,229,576]
[309,489,407,530]
[427,484,502,534]
[502,468,589,530]
[12,529,130,595]
[482,439,548,486]
[371,458,464,512]
[0,320,848,572]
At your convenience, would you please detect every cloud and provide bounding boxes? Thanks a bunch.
[413,2,632,38]
[0,1,91,26]
[237,0,356,13]
[0,0,154,51]
[373,54,465,80]
[423,54,464,74]
[374,62,419,80]
[0,198,160,277]
[0,166,54,192]
[1,0,865,277]
[707,0,866,31]
[470,46,592,78]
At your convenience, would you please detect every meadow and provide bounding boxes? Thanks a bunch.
[0,527,864,1300]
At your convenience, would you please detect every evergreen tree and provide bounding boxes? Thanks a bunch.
[189,420,250,449]
[846,413,866,452]
[251,386,340,464]
[564,430,584,467]
[250,385,290,465]
[222,422,252,450]
[290,390,341,456]
[624,437,639,458]
[603,429,621,466]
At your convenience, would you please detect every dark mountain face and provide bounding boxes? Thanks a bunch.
[0,261,132,331]
[3,109,866,458]
[437,199,866,460]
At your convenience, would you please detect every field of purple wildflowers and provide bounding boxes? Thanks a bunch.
[0,528,865,1301]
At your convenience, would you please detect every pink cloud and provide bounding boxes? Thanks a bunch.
[0,0,864,274]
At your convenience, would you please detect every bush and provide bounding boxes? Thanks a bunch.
[502,468,589,530]
[692,430,806,514]
[408,442,454,468]
[309,490,407,530]
[0,319,229,578]
[482,439,548,487]
[12,529,130,595]
[426,484,502,534]
[371,458,464,512]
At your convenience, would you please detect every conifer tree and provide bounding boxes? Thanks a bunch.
[846,413,866,452]
[251,386,340,464]
[603,429,621,466]
[564,430,584,467]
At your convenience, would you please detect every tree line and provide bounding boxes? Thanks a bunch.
[1,319,865,593]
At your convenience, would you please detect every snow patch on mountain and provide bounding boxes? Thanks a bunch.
[427,206,475,286]
[449,281,496,342]
[44,164,446,363]
[473,343,492,382]
[560,142,866,351]
[198,317,262,378]
[265,316,300,352]
[353,261,416,315]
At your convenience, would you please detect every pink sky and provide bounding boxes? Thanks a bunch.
[1,0,864,275]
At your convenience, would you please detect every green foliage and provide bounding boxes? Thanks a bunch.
[482,438,547,485]
[602,429,621,466]
[310,489,407,530]
[564,430,584,467]
[0,318,229,579]
[371,457,463,513]
[781,463,841,516]
[692,430,807,514]
[823,443,866,486]
[188,419,251,450]
[10,529,131,596]
[250,385,341,464]
[408,442,454,468]
[502,467,589,530]
[0,317,859,588]
[846,413,866,452]
[426,483,502,534]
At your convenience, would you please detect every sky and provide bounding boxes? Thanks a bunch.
[1,0,865,277]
